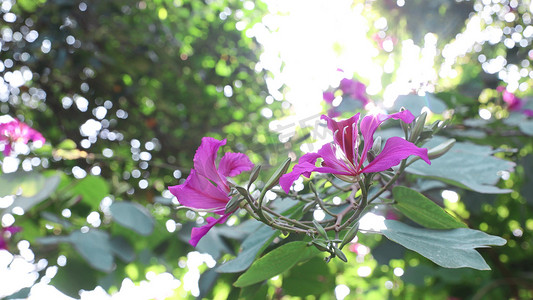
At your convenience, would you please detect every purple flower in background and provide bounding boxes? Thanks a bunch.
[0,226,22,250]
[497,85,522,111]
[169,137,253,246]
[327,107,341,118]
[280,110,431,193]
[496,86,533,117]
[339,78,370,105]
[323,91,335,104]
[0,119,45,156]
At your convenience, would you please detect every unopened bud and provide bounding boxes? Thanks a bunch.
[410,112,427,143]
[332,245,348,262]
[371,136,382,155]
[235,186,250,197]
[427,139,456,159]
[247,165,262,190]
[340,222,359,250]
[225,195,242,214]
[264,158,292,191]
[313,220,328,239]
[311,240,329,252]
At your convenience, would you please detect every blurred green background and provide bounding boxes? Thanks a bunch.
[1,0,533,299]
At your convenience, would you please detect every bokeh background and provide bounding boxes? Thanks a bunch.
[1,0,533,299]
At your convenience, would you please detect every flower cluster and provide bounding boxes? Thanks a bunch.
[280,110,431,192]
[169,137,253,246]
[170,109,432,248]
[0,118,45,156]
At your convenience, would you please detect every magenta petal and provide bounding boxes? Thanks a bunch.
[299,152,321,165]
[384,110,416,124]
[362,137,430,173]
[189,214,231,247]
[280,145,354,193]
[169,169,229,213]
[193,137,227,188]
[280,150,336,194]
[218,152,254,177]
[359,110,415,167]
[280,162,318,193]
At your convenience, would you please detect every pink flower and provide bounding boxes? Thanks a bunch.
[169,137,253,246]
[0,226,22,250]
[0,119,45,156]
[280,110,431,193]
[523,109,533,117]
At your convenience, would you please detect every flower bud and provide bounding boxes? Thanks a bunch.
[311,240,329,252]
[264,158,292,191]
[371,136,382,155]
[409,112,427,143]
[332,245,348,262]
[340,222,359,250]
[427,138,456,160]
[247,165,261,189]
[225,195,242,214]
[313,220,328,239]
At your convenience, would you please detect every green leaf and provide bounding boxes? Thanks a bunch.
[240,282,269,300]
[35,235,70,245]
[109,201,154,236]
[110,235,135,263]
[69,230,114,272]
[217,224,279,273]
[518,119,533,136]
[2,172,60,213]
[70,175,110,208]
[381,220,506,270]
[234,241,320,287]
[218,199,302,273]
[393,186,466,229]
[407,136,515,194]
[50,257,99,298]
[5,287,31,299]
[282,257,334,297]
[0,170,56,197]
